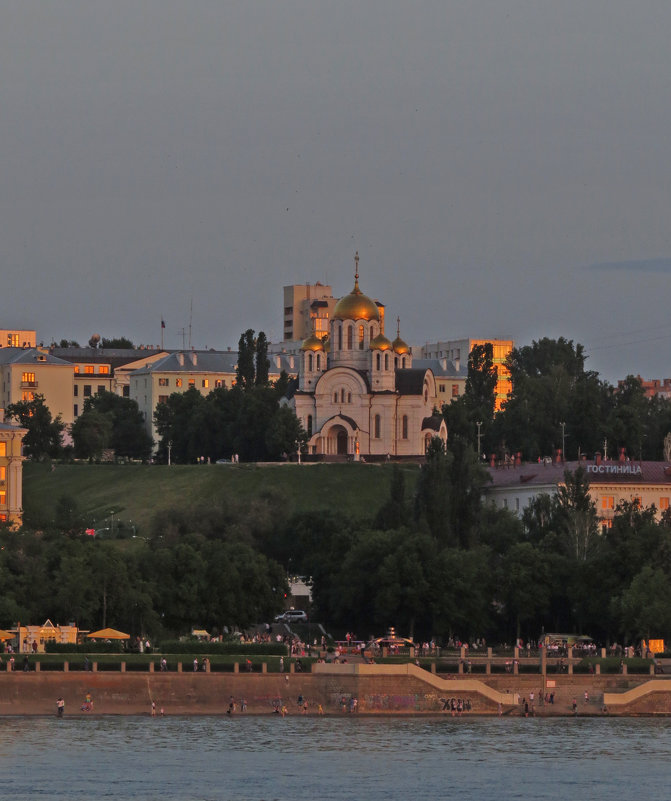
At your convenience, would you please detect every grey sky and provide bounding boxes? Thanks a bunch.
[2,1,670,383]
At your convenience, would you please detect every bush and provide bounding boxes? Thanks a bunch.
[158,640,288,656]
[45,642,125,654]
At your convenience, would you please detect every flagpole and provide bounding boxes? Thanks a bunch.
[161,318,165,350]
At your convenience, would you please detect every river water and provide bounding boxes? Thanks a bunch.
[1,715,669,800]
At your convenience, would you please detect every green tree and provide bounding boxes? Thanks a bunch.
[6,394,64,460]
[236,329,256,390]
[70,409,113,458]
[619,566,671,641]
[255,331,270,387]
[555,467,599,562]
[414,438,453,544]
[100,336,135,349]
[75,392,152,459]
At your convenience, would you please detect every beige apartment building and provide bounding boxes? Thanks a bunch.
[0,348,75,425]
[131,350,299,446]
[0,329,36,349]
[419,337,514,410]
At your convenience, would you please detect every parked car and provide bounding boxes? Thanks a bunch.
[274,610,308,624]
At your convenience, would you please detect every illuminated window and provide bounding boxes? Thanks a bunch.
[176,379,183,388]
[21,372,35,384]
[0,491,6,505]
[660,497,669,510]
[0,514,6,522]
[158,395,168,404]
[21,392,34,402]
[7,334,18,347]
[188,379,195,388]
[633,496,642,508]
[215,379,224,388]
[402,415,408,439]
[602,496,614,510]
[202,379,209,389]
[359,325,365,350]
[452,385,459,397]
[84,365,94,374]
[98,365,110,375]
[0,466,6,481]
[158,378,169,387]
[0,443,6,456]
[601,519,613,531]
[74,365,80,374]
[374,414,381,439]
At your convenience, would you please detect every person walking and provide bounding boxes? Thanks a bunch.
[56,697,65,718]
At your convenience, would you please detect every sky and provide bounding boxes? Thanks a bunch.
[2,0,671,383]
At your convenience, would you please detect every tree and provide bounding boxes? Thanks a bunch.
[101,336,135,349]
[414,438,453,544]
[236,329,256,390]
[443,343,497,450]
[255,331,270,387]
[70,409,113,459]
[619,567,671,641]
[6,394,64,460]
[555,467,599,562]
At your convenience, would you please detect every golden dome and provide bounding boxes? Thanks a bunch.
[300,333,325,352]
[332,251,380,322]
[370,333,392,351]
[392,317,410,354]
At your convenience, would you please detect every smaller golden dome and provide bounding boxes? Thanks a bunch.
[392,317,410,354]
[370,333,393,351]
[300,333,325,352]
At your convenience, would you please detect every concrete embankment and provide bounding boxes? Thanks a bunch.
[1,664,670,716]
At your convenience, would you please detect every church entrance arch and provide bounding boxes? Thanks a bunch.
[333,426,349,455]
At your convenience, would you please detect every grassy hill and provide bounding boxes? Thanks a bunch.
[23,461,421,534]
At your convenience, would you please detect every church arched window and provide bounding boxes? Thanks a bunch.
[308,353,313,371]
[376,353,381,371]
[316,354,321,370]
[347,326,353,350]
[338,325,342,351]
[333,391,338,403]
[384,353,389,370]
[359,325,365,350]
[341,388,346,403]
[374,414,381,439]
[348,392,352,403]
[307,415,313,437]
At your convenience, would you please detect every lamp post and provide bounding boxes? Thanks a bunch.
[476,421,482,459]
[560,422,566,461]
[109,510,115,537]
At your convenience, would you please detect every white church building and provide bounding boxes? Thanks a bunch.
[283,254,446,459]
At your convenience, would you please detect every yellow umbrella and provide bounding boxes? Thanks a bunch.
[0,629,14,641]
[87,627,130,640]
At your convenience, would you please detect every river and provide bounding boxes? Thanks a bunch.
[0,715,669,799]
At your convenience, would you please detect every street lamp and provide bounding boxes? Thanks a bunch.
[109,510,115,537]
[476,421,482,459]
[560,422,566,461]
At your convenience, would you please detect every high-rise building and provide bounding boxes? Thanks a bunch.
[283,283,336,342]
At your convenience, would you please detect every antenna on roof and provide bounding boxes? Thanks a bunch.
[188,297,193,350]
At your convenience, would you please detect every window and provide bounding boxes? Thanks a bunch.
[74,365,80,374]
[202,379,209,388]
[308,353,313,371]
[374,414,381,439]
[348,392,352,403]
[7,333,18,347]
[316,354,321,370]
[402,357,406,368]
[123,386,130,397]
[99,365,110,375]
[341,389,345,403]
[376,353,381,370]
[359,325,365,350]
[74,385,78,397]
[439,384,445,393]
[176,379,183,388]
[0,513,6,522]
[158,378,169,387]
[307,415,313,437]
[21,372,35,384]
[402,415,408,439]
[384,353,389,370]
[0,443,6,456]
[215,379,225,388]
[452,385,459,397]
[21,391,34,402]
[188,379,195,388]
[333,392,338,403]
[0,491,6,505]
[347,326,353,350]
[158,395,168,404]
[83,385,92,397]
[338,325,342,351]
[602,496,614,510]
[97,385,105,395]
[84,365,94,374]
[73,404,78,417]
[0,466,6,481]
[660,497,670,510]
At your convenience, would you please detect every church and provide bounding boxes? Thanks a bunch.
[283,254,446,459]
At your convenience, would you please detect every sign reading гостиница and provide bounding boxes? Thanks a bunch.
[586,464,642,475]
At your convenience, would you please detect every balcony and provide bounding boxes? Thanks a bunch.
[20,381,38,389]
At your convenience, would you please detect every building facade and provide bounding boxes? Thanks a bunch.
[283,255,447,458]
[0,420,26,525]
[283,283,336,342]
[485,457,671,528]
[0,348,75,426]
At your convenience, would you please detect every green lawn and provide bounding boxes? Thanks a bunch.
[23,461,420,534]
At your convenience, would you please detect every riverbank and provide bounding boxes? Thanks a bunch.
[2,663,670,717]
